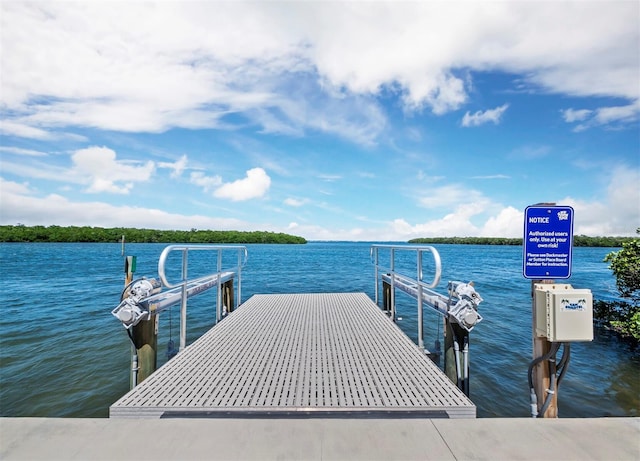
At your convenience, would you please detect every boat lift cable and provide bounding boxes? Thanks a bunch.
[556,343,571,387]
[527,342,572,417]
[538,350,558,417]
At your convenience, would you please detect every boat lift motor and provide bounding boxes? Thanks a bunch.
[112,278,162,329]
[447,281,484,332]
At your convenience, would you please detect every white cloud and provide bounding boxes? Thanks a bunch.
[318,174,342,182]
[71,146,155,194]
[509,145,551,160]
[284,198,307,207]
[0,121,57,140]
[0,146,48,157]
[391,213,479,239]
[462,104,509,127]
[0,157,71,183]
[561,166,640,236]
[595,103,639,125]
[0,177,33,196]
[471,174,510,180]
[214,168,271,201]
[158,154,188,179]
[418,184,488,209]
[411,73,467,114]
[1,2,637,142]
[2,164,636,240]
[563,102,640,131]
[0,177,246,230]
[480,206,523,237]
[561,108,592,123]
[190,171,222,192]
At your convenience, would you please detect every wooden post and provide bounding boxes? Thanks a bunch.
[222,279,234,314]
[131,314,158,386]
[382,280,392,317]
[532,279,558,417]
[444,318,470,395]
[124,255,157,388]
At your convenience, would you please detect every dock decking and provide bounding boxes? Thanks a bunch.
[110,293,475,418]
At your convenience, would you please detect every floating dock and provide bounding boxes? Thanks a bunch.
[110,292,475,418]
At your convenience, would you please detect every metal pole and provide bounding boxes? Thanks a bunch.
[417,250,424,349]
[237,248,243,309]
[390,248,396,321]
[373,247,379,305]
[124,255,137,388]
[216,249,222,323]
[179,249,188,351]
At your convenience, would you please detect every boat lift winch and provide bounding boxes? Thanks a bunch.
[371,245,483,396]
[112,245,247,388]
[113,245,247,347]
[112,272,236,332]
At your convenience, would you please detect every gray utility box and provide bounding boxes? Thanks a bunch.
[534,283,593,342]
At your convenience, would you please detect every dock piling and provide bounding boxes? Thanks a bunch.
[531,279,558,417]
[130,314,158,387]
[444,319,470,395]
[222,279,234,315]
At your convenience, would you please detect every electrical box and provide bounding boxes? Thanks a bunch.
[534,284,593,342]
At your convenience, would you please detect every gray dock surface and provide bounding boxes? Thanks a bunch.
[111,293,474,418]
[2,417,638,460]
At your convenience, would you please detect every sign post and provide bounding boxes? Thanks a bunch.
[523,204,574,417]
[523,205,574,279]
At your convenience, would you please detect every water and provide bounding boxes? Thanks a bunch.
[0,242,638,418]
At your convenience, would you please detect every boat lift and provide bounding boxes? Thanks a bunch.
[371,245,483,395]
[112,244,482,395]
[112,245,247,387]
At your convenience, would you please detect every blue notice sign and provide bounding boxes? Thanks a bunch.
[523,205,574,279]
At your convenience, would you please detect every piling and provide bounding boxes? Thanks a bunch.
[222,279,234,314]
[124,255,158,388]
[444,319,470,396]
[531,279,557,417]
[382,278,396,320]
[131,314,158,386]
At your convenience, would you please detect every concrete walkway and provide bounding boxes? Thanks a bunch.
[2,417,638,460]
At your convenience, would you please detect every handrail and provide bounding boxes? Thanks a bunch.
[371,244,442,350]
[157,244,248,351]
[158,244,248,288]
[371,244,483,355]
[371,244,442,299]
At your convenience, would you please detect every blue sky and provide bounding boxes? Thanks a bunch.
[1,1,638,241]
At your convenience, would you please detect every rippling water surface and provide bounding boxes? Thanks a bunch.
[0,242,637,418]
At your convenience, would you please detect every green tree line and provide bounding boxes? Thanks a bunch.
[0,225,307,244]
[409,235,634,247]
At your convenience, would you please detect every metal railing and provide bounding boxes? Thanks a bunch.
[371,245,442,350]
[158,245,248,351]
[371,245,482,353]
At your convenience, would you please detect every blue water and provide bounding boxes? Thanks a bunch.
[0,242,638,418]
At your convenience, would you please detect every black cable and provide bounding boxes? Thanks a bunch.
[528,342,561,390]
[126,327,136,347]
[556,343,571,387]
[538,352,558,417]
